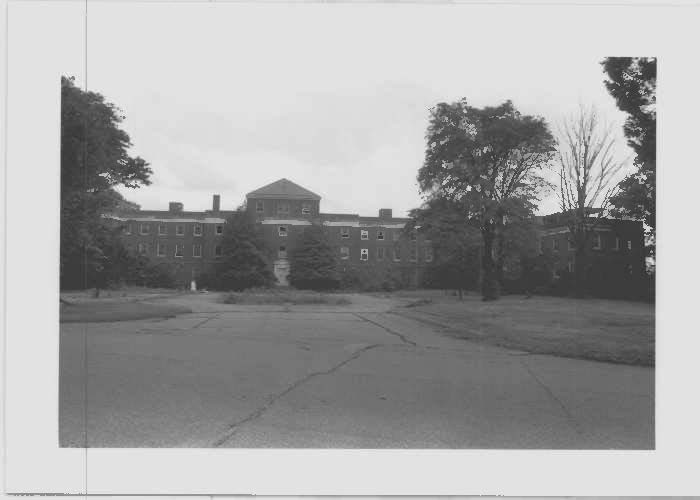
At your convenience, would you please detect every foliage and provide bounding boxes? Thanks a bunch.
[337,263,403,292]
[556,105,628,297]
[60,76,152,289]
[215,213,275,291]
[223,289,351,305]
[417,99,555,300]
[602,57,656,257]
[288,225,340,290]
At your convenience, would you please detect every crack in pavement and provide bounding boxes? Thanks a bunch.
[211,343,383,447]
[353,313,418,347]
[520,358,585,437]
[192,314,220,329]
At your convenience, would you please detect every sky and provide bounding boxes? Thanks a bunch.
[74,3,635,217]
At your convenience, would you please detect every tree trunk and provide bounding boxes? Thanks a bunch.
[481,225,500,301]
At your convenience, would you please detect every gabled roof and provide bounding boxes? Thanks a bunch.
[246,178,321,201]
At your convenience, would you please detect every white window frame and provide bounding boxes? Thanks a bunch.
[278,225,288,237]
[409,245,418,262]
[193,243,202,258]
[360,229,369,240]
[614,237,621,251]
[214,245,223,257]
[256,200,264,213]
[410,232,417,242]
[156,242,166,257]
[393,247,401,262]
[158,223,167,236]
[377,230,385,241]
[627,240,632,250]
[215,224,224,236]
[340,246,350,260]
[567,260,574,273]
[278,245,287,259]
[340,227,350,239]
[193,223,202,236]
[553,239,559,251]
[139,223,150,235]
[125,223,132,235]
[360,248,369,261]
[301,203,311,215]
[137,242,148,255]
[593,233,602,250]
[174,244,184,258]
[568,239,575,251]
[176,224,185,236]
[425,247,433,263]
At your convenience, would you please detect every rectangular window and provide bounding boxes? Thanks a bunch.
[567,260,574,273]
[393,246,401,261]
[392,230,400,241]
[176,224,185,236]
[360,248,369,261]
[377,247,385,260]
[614,237,621,251]
[215,224,223,235]
[278,245,287,259]
[193,223,202,236]
[568,239,575,251]
[174,244,184,257]
[256,200,264,213]
[627,240,632,250]
[377,230,385,241]
[340,246,349,260]
[124,223,132,235]
[425,246,434,263]
[278,225,288,237]
[278,202,289,215]
[137,242,148,255]
[139,223,150,235]
[410,232,417,242]
[361,229,369,240]
[340,227,350,239]
[193,244,202,258]
[157,242,166,257]
[214,245,223,257]
[553,239,559,251]
[301,203,310,215]
[409,245,418,262]
[158,224,167,236]
[593,233,602,250]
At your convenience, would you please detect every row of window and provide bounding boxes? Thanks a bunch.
[136,242,223,258]
[544,234,633,252]
[257,200,312,215]
[276,225,421,242]
[338,246,433,263]
[125,222,224,236]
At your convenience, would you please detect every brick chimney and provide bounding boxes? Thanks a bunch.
[379,208,392,219]
[169,202,183,213]
[212,194,221,212]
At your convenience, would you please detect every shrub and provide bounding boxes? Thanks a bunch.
[288,225,340,291]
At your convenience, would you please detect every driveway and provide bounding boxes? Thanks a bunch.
[59,293,654,448]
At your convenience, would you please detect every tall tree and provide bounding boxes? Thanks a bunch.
[557,105,627,297]
[61,76,152,289]
[216,213,275,291]
[289,225,340,291]
[417,99,555,300]
[601,57,656,257]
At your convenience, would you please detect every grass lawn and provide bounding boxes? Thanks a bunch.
[60,301,191,323]
[393,292,654,366]
[223,289,352,305]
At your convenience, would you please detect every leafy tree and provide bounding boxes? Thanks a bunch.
[289,225,340,291]
[60,76,152,289]
[408,197,480,298]
[216,213,275,291]
[557,105,627,297]
[417,99,555,300]
[601,57,656,259]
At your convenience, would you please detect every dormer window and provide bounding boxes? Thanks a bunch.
[158,224,167,236]
[193,223,202,236]
[256,200,264,213]
[340,227,350,239]
[301,203,311,215]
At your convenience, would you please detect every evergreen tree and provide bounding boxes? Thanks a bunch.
[216,213,275,291]
[289,225,340,291]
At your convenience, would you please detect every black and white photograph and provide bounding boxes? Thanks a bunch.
[54,3,655,450]
[6,0,700,495]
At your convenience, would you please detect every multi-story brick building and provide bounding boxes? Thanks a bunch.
[535,212,646,281]
[112,178,433,288]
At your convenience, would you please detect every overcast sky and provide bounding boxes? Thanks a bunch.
[75,3,634,217]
